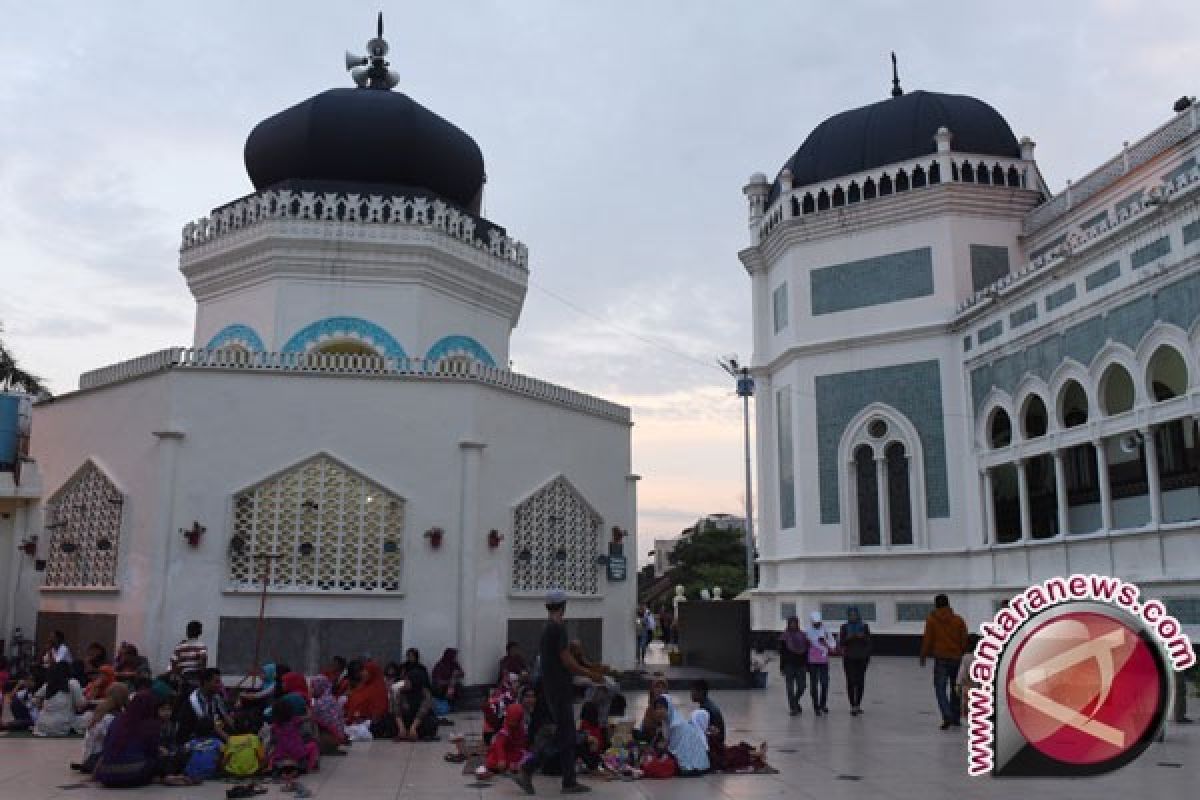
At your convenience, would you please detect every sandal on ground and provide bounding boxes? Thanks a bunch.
[226,787,256,799]
[163,775,198,786]
[444,753,468,763]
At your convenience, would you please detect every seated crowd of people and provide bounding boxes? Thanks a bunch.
[0,626,770,789]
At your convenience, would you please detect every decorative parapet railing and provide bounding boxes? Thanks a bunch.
[754,152,1035,243]
[954,159,1200,319]
[1023,105,1199,236]
[179,188,529,270]
[77,348,629,423]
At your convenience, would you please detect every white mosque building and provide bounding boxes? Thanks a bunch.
[22,22,637,679]
[742,74,1200,641]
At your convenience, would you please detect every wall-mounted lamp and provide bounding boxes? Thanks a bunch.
[487,529,504,549]
[425,527,444,549]
[181,521,206,548]
[19,535,38,557]
[383,539,399,554]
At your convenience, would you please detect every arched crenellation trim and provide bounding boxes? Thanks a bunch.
[206,324,265,352]
[1013,375,1053,441]
[425,335,497,368]
[976,388,1015,450]
[1089,342,1145,413]
[837,402,929,551]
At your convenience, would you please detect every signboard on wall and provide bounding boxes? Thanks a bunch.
[606,554,627,582]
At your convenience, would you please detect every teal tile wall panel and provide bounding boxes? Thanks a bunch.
[1045,284,1078,312]
[1162,157,1196,186]
[1185,220,1200,245]
[1085,261,1121,291]
[978,320,1003,344]
[820,603,877,622]
[963,336,972,352]
[1030,234,1067,263]
[810,247,934,315]
[1010,303,1038,329]
[896,602,936,622]
[970,245,1010,292]
[1131,236,1171,269]
[969,270,1200,415]
[777,387,796,529]
[1116,189,1144,217]
[815,360,948,523]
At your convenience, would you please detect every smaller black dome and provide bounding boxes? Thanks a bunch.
[771,90,1020,202]
[244,88,485,213]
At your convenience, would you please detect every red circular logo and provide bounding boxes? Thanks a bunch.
[1005,611,1162,765]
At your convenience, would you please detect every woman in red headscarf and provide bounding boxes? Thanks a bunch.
[344,661,389,726]
[281,671,311,704]
[84,665,117,704]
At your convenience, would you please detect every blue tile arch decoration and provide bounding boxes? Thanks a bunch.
[281,317,407,359]
[206,324,265,352]
[425,335,496,367]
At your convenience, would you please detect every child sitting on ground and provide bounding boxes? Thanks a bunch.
[577,701,606,771]
[483,703,529,777]
[267,698,318,776]
[3,674,38,731]
[222,716,266,779]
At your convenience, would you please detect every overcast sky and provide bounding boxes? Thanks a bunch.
[2,1,1197,564]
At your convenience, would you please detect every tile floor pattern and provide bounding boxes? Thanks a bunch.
[1,656,1195,800]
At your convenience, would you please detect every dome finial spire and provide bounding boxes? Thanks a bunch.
[345,12,399,90]
[890,52,903,98]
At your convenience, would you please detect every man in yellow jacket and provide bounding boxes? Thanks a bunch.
[919,594,969,729]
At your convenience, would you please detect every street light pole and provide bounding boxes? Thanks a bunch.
[719,357,756,591]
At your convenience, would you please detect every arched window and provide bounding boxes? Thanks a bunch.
[1059,380,1089,427]
[863,178,877,200]
[228,455,405,592]
[1099,363,1136,415]
[1147,346,1189,401]
[989,408,1013,448]
[315,340,381,357]
[886,442,913,545]
[895,170,910,192]
[912,166,927,188]
[961,162,975,182]
[929,162,941,184]
[790,196,801,216]
[1007,166,1021,187]
[879,174,893,195]
[992,165,1006,185]
[977,163,991,185]
[847,182,861,204]
[511,476,602,595]
[43,462,124,588]
[282,316,407,359]
[802,193,815,214]
[1022,394,1049,438]
[832,186,845,207]
[817,190,831,211]
[854,445,880,546]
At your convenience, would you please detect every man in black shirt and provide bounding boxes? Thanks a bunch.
[516,590,605,795]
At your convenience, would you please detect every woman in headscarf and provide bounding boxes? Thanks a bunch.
[344,660,389,726]
[75,682,130,773]
[32,661,86,736]
[394,660,438,741]
[839,606,872,715]
[778,615,808,716]
[84,665,117,705]
[309,674,346,754]
[636,673,670,742]
[805,611,834,715]
[237,662,277,709]
[113,642,149,684]
[431,648,464,710]
[281,671,311,704]
[660,695,708,774]
[94,691,173,787]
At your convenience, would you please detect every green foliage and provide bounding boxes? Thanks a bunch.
[0,324,50,396]
[667,527,748,599]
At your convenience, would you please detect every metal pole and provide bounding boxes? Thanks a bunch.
[738,368,755,589]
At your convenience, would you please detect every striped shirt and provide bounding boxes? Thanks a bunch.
[170,638,208,676]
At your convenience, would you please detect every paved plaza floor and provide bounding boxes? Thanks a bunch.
[1,656,1195,800]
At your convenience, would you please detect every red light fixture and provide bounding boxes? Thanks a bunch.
[181,521,206,548]
[487,529,504,549]
[425,527,444,549]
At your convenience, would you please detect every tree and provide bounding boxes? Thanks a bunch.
[667,527,748,600]
[0,324,50,395]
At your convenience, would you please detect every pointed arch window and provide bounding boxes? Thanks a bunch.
[840,407,927,550]
[43,462,124,588]
[511,476,602,595]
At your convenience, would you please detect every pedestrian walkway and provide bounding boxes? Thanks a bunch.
[1,657,1194,799]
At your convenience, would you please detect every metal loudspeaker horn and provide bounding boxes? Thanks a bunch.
[346,51,369,71]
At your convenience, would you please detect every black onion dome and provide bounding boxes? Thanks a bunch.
[244,88,486,213]
[770,90,1020,201]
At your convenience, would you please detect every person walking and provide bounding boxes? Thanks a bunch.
[778,615,808,716]
[642,607,657,661]
[634,607,646,665]
[919,594,969,730]
[805,612,833,715]
[515,589,605,796]
[839,606,872,715]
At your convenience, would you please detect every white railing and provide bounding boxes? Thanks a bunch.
[1023,107,1199,235]
[180,188,529,269]
[755,152,1034,243]
[78,348,629,422]
[954,161,1200,318]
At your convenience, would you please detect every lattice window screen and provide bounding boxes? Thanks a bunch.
[228,456,403,592]
[511,476,601,595]
[43,462,123,588]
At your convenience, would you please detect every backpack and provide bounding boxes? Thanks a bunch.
[222,734,262,777]
[184,737,223,780]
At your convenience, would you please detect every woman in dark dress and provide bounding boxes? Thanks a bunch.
[839,606,872,715]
